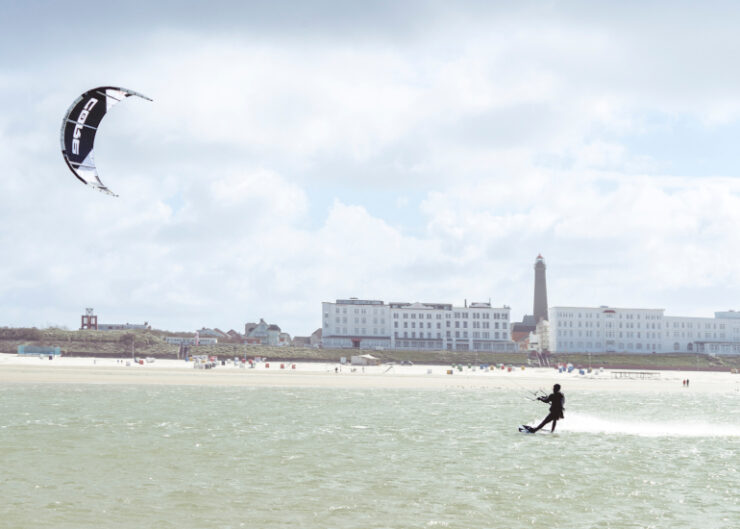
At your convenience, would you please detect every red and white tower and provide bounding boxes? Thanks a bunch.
[81,308,98,330]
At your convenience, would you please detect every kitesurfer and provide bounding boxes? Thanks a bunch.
[527,384,564,433]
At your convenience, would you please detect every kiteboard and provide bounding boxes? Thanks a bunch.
[518,425,553,434]
[518,425,535,434]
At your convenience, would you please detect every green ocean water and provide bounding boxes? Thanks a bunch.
[1,383,739,529]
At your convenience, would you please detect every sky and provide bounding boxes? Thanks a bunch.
[2,1,740,336]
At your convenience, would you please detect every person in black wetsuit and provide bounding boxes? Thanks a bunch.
[528,384,565,433]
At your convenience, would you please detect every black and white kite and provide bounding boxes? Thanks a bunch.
[60,86,152,196]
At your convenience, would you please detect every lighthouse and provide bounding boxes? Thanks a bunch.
[533,254,548,323]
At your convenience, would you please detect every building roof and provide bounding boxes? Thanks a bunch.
[511,317,536,334]
[551,306,665,312]
[333,298,384,305]
[388,302,453,310]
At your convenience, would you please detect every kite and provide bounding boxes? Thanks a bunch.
[60,86,152,196]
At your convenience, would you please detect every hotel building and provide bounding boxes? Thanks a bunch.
[322,298,515,352]
[549,306,740,354]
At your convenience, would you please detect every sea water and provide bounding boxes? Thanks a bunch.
[1,384,739,529]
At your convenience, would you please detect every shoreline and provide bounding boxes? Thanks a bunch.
[12,349,739,373]
[2,353,739,393]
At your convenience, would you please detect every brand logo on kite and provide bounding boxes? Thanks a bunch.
[71,98,98,155]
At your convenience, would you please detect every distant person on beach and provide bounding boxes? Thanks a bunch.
[527,384,565,433]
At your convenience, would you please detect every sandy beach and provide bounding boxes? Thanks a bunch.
[2,353,739,394]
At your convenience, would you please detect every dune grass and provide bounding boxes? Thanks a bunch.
[2,327,740,371]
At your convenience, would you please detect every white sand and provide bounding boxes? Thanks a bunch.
[1,353,738,393]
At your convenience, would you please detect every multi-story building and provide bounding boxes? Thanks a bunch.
[549,306,740,354]
[664,311,740,354]
[322,298,515,352]
[321,299,391,349]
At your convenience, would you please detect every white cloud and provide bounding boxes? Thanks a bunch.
[3,4,740,334]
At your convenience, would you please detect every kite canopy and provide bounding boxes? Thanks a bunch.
[60,86,151,196]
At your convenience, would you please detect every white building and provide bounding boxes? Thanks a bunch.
[550,306,740,354]
[664,311,740,354]
[321,299,390,349]
[529,319,551,354]
[322,298,515,352]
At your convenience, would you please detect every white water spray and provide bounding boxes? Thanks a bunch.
[560,412,740,437]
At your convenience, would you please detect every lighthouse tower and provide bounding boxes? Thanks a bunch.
[533,255,548,323]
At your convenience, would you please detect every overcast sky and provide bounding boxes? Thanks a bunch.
[2,1,740,335]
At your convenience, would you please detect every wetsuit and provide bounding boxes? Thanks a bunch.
[531,391,565,432]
